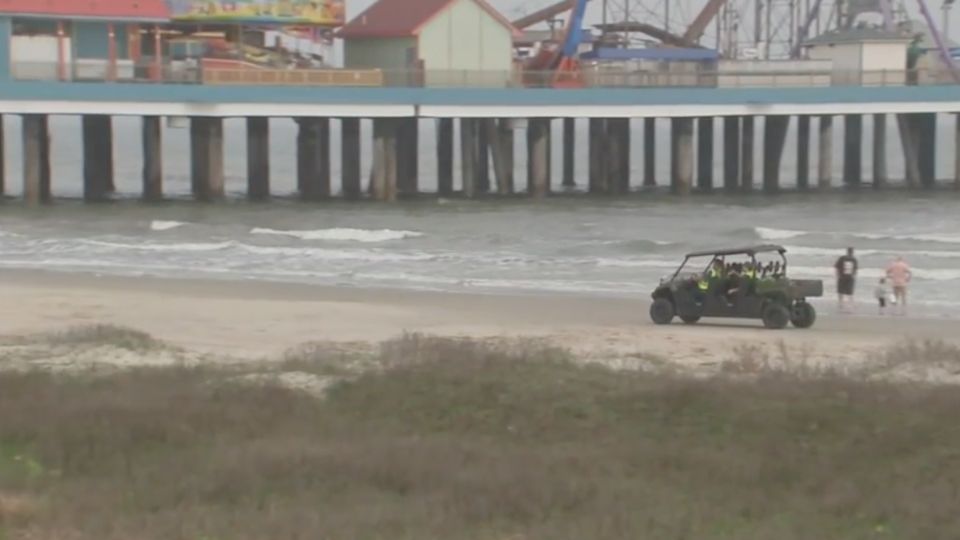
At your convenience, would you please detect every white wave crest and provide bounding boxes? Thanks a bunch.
[81,239,234,252]
[755,227,808,240]
[150,220,187,232]
[251,227,423,243]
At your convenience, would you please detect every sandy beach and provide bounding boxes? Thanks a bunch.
[0,269,956,372]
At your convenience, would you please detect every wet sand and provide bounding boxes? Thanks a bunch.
[0,269,955,368]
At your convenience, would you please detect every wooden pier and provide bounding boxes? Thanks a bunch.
[3,110,959,204]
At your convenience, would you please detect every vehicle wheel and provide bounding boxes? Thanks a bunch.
[650,298,675,325]
[680,315,701,324]
[791,302,817,329]
[761,303,790,330]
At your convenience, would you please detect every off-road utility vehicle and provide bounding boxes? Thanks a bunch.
[649,245,823,329]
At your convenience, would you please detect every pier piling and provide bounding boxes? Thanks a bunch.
[297,118,331,200]
[872,114,887,188]
[341,118,361,199]
[796,116,811,190]
[589,118,608,194]
[396,118,419,196]
[955,114,960,189]
[190,117,224,201]
[460,118,479,198]
[917,113,937,188]
[697,117,714,191]
[488,118,515,195]
[372,118,398,201]
[843,115,863,187]
[527,118,551,198]
[142,116,163,201]
[897,114,921,188]
[723,116,741,191]
[763,115,790,193]
[22,114,51,205]
[246,117,270,201]
[0,115,5,196]
[740,116,755,191]
[643,118,657,187]
[476,119,491,194]
[436,118,454,197]
[562,118,575,188]
[818,116,833,189]
[82,115,113,202]
[671,117,694,195]
[609,118,631,194]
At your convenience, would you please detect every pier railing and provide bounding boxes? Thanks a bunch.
[9,61,956,89]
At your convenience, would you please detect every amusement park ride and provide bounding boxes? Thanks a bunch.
[513,0,960,87]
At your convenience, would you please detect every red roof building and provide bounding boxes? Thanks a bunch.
[0,0,171,22]
[338,0,517,39]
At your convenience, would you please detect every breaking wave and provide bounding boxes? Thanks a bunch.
[251,227,424,243]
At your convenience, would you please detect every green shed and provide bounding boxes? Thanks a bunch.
[337,0,518,87]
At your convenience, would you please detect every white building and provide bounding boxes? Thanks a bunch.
[803,27,911,86]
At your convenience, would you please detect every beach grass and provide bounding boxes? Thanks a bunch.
[1,334,959,539]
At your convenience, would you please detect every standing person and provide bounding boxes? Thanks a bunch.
[834,247,859,313]
[886,256,913,316]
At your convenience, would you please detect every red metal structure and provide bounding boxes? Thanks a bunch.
[0,0,170,21]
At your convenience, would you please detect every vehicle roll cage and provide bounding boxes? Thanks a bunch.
[669,245,788,281]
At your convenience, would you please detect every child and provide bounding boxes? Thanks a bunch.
[874,278,890,315]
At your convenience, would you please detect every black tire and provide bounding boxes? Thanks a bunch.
[680,315,701,324]
[791,302,817,329]
[650,298,675,325]
[761,303,790,330]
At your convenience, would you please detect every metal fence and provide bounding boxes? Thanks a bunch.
[9,61,957,89]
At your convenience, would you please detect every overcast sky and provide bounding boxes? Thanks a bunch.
[343,0,960,44]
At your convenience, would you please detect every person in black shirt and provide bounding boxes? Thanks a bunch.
[834,247,859,313]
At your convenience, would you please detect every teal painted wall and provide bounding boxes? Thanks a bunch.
[0,80,958,108]
[74,22,109,58]
[0,17,10,81]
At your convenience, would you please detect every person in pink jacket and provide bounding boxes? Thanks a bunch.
[885,256,913,315]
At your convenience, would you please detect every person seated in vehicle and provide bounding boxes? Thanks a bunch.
[692,260,725,304]
[724,263,743,305]
[741,262,759,294]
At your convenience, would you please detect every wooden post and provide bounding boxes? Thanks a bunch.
[723,116,740,191]
[589,118,608,194]
[612,118,631,194]
[23,115,50,205]
[762,115,790,193]
[697,116,714,191]
[562,117,576,188]
[341,118,361,199]
[796,115,811,190]
[0,114,5,197]
[917,113,937,188]
[297,118,331,200]
[461,118,478,198]
[396,118,419,196]
[843,114,863,187]
[371,118,397,201]
[476,119,490,194]
[190,117,224,201]
[528,118,551,198]
[872,114,887,188]
[436,118,454,196]
[82,115,113,202]
[671,117,694,195]
[142,116,163,201]
[740,116,755,191]
[246,117,270,201]
[56,22,67,81]
[897,114,921,188]
[955,114,960,189]
[643,117,657,187]
[488,118,515,195]
[818,115,833,189]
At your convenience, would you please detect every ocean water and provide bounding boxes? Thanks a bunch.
[0,117,959,317]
